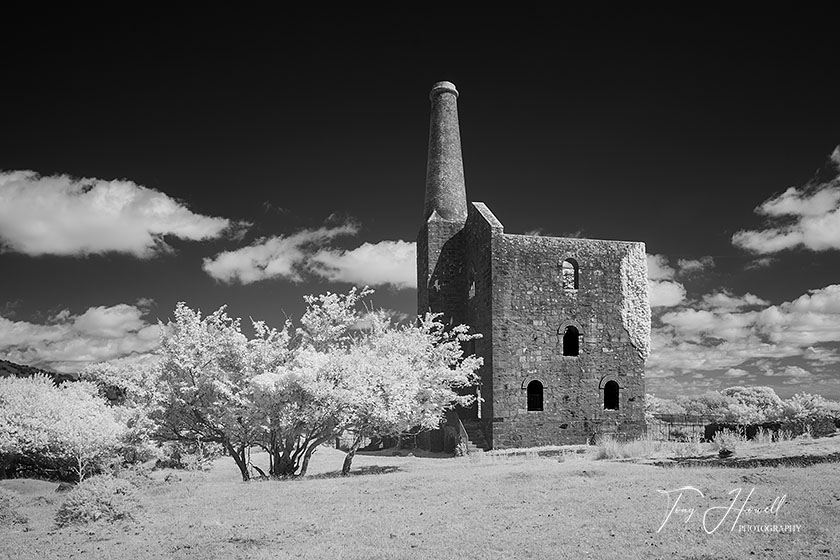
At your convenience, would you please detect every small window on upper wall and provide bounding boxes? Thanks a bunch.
[563,326,580,356]
[562,259,579,291]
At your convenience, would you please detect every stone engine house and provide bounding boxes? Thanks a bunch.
[417,81,651,450]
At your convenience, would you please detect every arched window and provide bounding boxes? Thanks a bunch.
[527,380,543,411]
[562,258,579,291]
[604,380,619,410]
[563,326,580,356]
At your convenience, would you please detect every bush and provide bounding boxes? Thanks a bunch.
[0,488,28,526]
[593,433,663,460]
[0,375,124,481]
[781,393,840,436]
[54,475,140,527]
[712,428,746,457]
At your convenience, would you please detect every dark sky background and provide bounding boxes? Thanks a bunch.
[1,10,839,398]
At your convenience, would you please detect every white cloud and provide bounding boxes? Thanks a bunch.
[646,254,686,308]
[0,170,234,257]
[0,304,159,373]
[732,148,840,253]
[647,254,676,280]
[701,290,769,310]
[648,285,840,384]
[202,223,359,284]
[677,256,715,275]
[745,257,775,269]
[648,280,686,308]
[755,285,840,346]
[724,368,750,378]
[780,365,813,385]
[73,304,146,338]
[803,345,840,365]
[660,308,758,341]
[309,240,416,289]
[203,221,417,289]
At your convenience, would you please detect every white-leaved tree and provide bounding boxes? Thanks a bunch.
[0,375,123,481]
[337,310,482,474]
[248,288,375,477]
[155,288,483,480]
[81,360,163,464]
[155,303,262,481]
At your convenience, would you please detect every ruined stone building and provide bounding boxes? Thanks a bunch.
[417,81,651,450]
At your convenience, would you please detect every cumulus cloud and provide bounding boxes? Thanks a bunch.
[677,256,715,275]
[203,221,416,289]
[732,147,840,253]
[780,365,813,385]
[755,285,840,346]
[649,280,687,308]
[745,257,775,269]
[647,254,676,280]
[803,345,840,365]
[0,170,235,257]
[660,308,758,342]
[648,285,840,383]
[646,254,686,307]
[309,240,416,289]
[0,304,160,373]
[701,290,769,310]
[203,224,359,284]
[724,368,750,378]
[73,304,147,338]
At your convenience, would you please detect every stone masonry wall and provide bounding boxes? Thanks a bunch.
[487,232,648,448]
[417,213,467,327]
[463,203,504,428]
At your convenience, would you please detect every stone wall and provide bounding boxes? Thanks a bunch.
[464,203,503,430]
[419,201,649,449]
[417,212,467,327]
[484,230,648,448]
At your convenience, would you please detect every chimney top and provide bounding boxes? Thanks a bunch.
[430,81,459,99]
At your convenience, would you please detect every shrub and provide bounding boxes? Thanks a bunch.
[722,386,784,423]
[712,428,746,457]
[0,488,28,526]
[593,433,663,460]
[0,375,124,481]
[781,393,840,436]
[54,475,140,527]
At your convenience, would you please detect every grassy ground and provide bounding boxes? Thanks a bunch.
[1,440,839,560]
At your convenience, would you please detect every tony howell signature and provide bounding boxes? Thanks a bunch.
[657,486,793,534]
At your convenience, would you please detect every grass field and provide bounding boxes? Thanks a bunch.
[1,439,839,560]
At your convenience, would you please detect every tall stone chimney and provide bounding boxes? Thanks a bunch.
[417,81,468,324]
[423,81,468,223]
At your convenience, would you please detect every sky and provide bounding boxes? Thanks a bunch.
[1,10,838,399]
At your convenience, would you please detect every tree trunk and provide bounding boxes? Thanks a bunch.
[300,436,329,477]
[224,440,250,482]
[341,436,364,476]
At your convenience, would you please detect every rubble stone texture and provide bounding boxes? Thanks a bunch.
[417,82,650,448]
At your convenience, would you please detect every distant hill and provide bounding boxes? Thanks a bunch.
[0,359,78,384]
